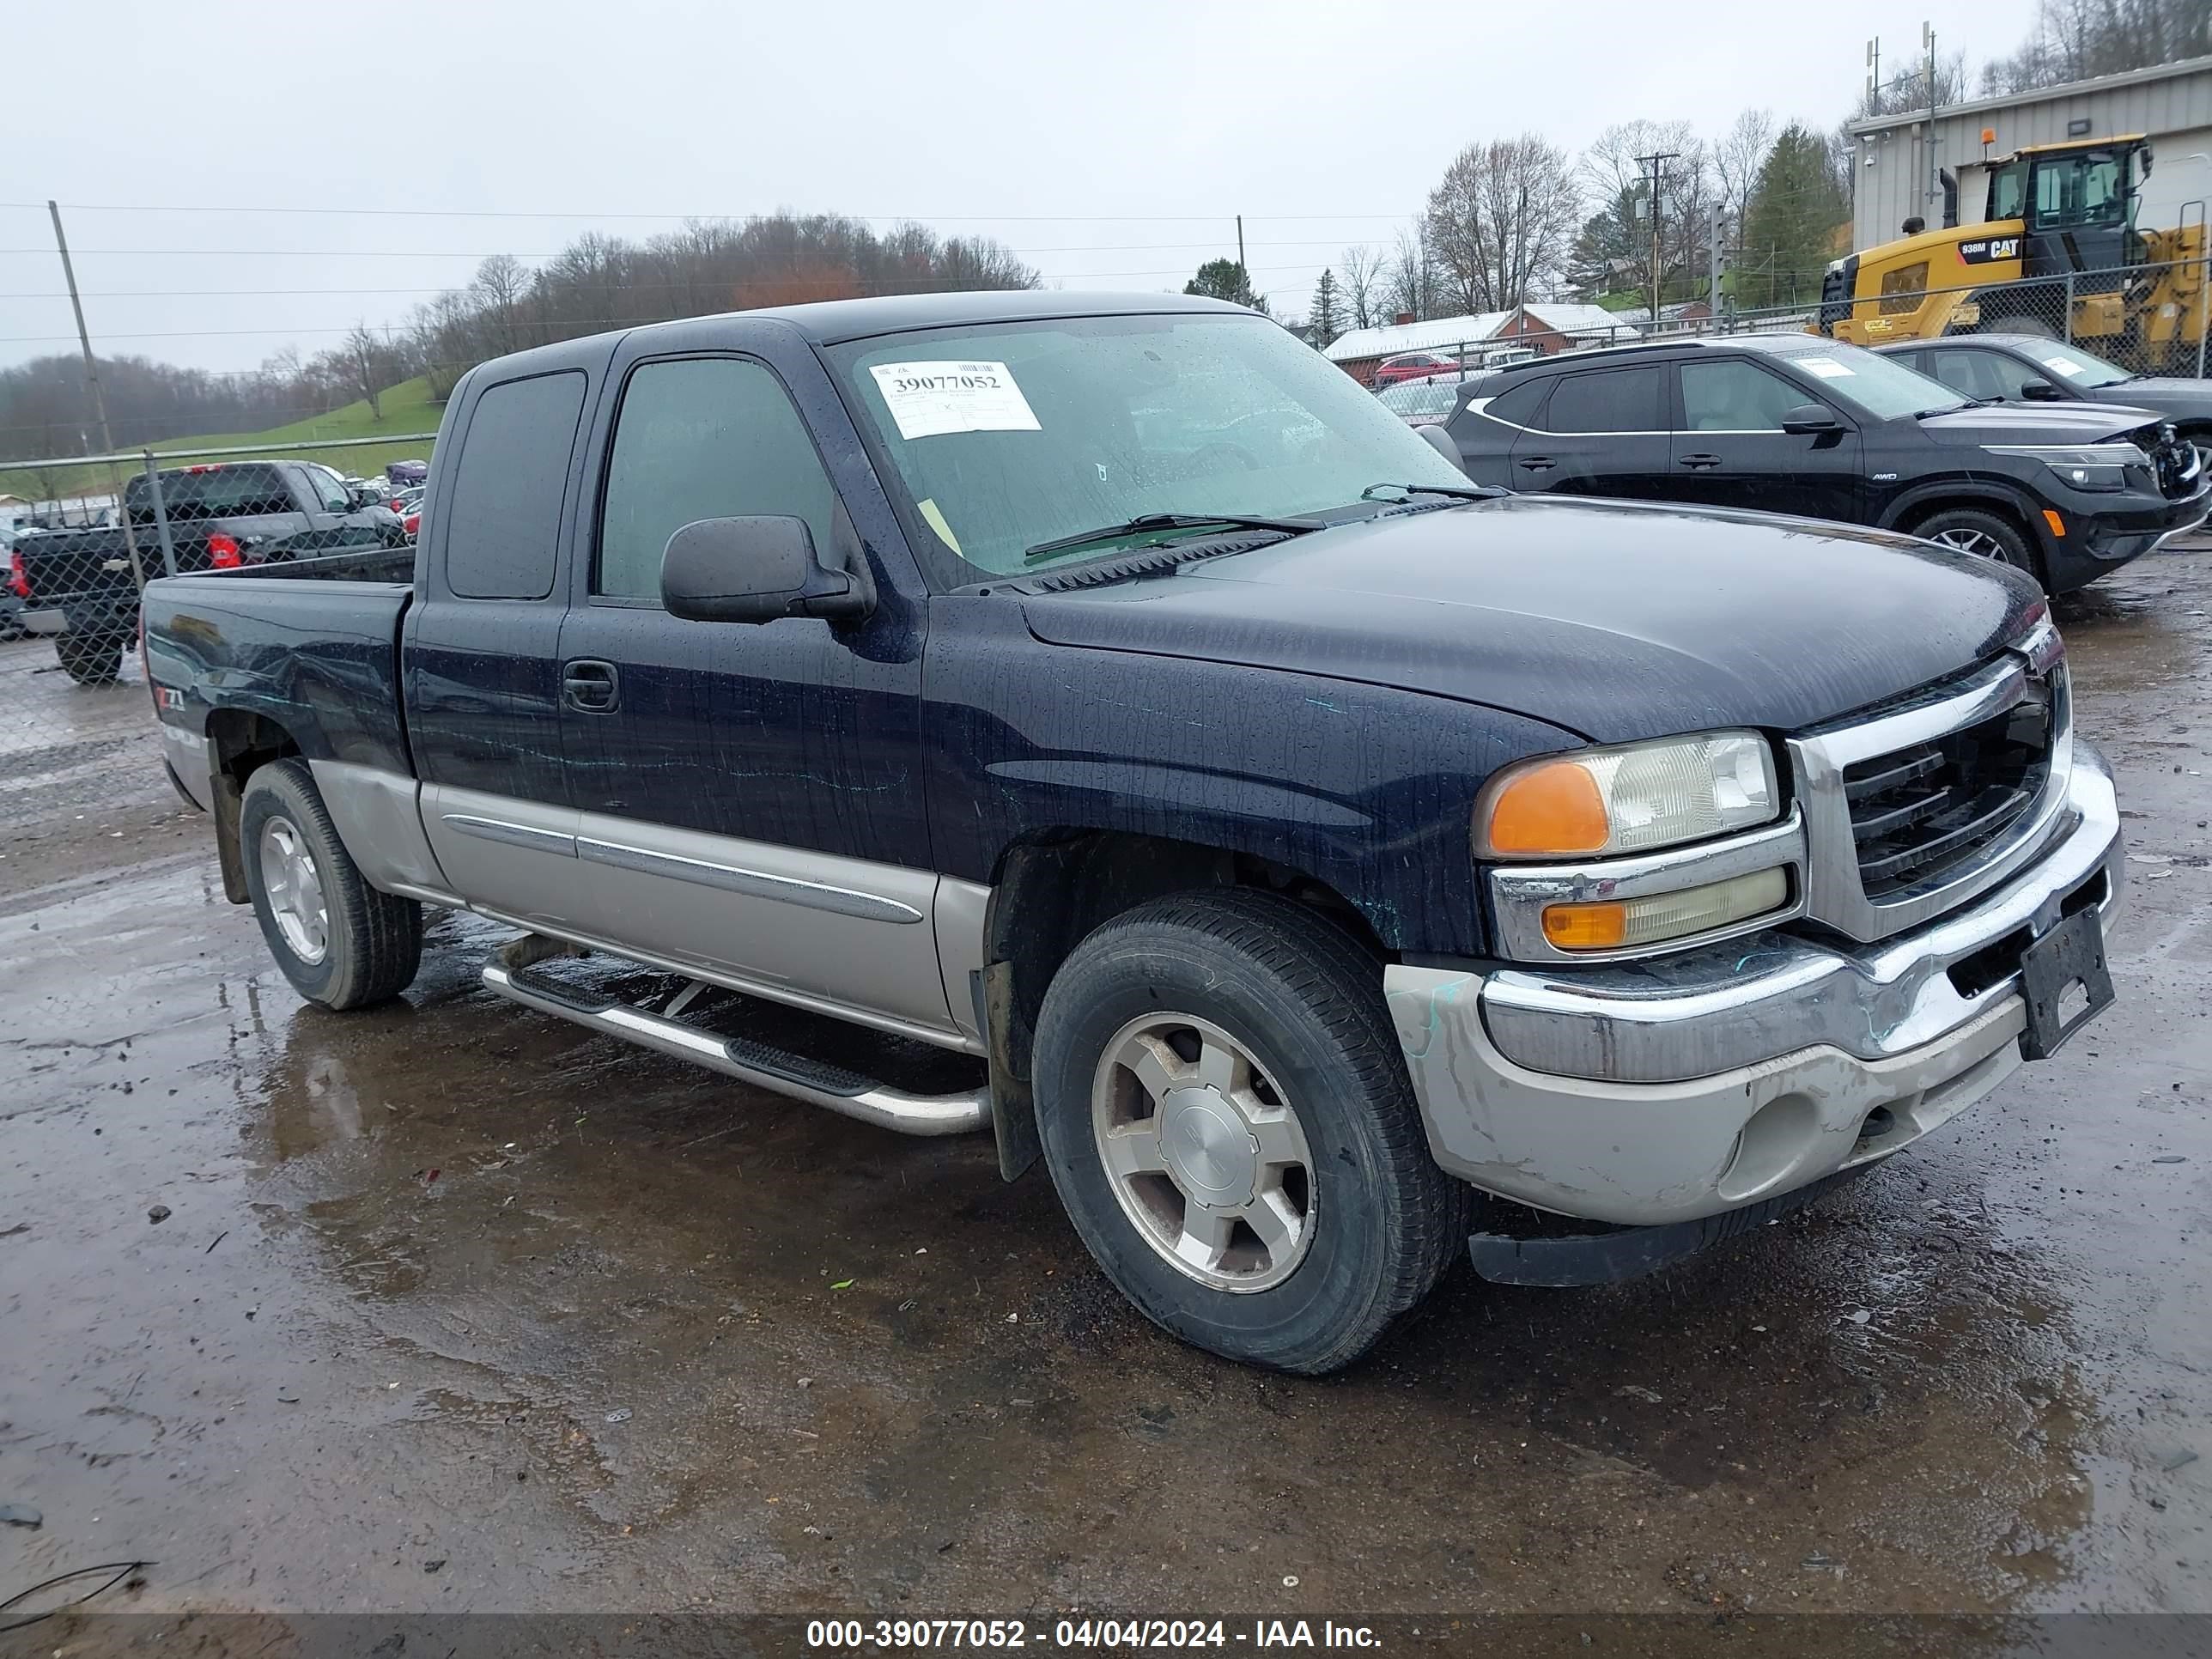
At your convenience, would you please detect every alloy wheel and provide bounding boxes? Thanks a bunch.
[1090,1012,1316,1293]
[258,815,329,964]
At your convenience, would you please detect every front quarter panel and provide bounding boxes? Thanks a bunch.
[921,596,1580,957]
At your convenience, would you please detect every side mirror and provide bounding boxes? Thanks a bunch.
[2021,379,2064,401]
[1780,403,1842,435]
[1417,422,1467,471]
[660,514,871,625]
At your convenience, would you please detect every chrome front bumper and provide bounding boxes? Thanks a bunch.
[1386,745,2122,1228]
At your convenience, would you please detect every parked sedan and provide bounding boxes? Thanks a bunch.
[1371,350,1468,386]
[1876,335,2212,459]
[1444,334,2209,592]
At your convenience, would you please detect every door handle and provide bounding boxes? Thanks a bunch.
[1516,456,1555,472]
[1679,453,1723,470]
[562,659,619,713]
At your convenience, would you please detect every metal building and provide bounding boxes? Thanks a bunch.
[1848,55,2212,252]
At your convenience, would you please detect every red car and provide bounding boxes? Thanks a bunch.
[1370,350,1467,386]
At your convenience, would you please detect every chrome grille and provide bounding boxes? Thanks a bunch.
[1843,677,2053,896]
[1788,640,2074,945]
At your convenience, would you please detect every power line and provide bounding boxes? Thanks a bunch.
[0,238,1369,261]
[0,200,1421,223]
[0,269,1346,343]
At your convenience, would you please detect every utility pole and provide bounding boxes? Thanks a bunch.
[1708,200,1723,319]
[1236,215,1247,299]
[1923,21,1940,215]
[1635,150,1679,325]
[46,199,143,583]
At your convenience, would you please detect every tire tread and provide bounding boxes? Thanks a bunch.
[243,760,422,1009]
[1036,888,1464,1374]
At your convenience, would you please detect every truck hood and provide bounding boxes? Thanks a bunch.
[1915,400,2166,446]
[1018,495,2043,744]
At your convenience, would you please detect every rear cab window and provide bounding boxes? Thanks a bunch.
[128,465,294,521]
[442,370,589,600]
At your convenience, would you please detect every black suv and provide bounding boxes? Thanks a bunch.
[1875,335,2212,453]
[1443,334,2209,592]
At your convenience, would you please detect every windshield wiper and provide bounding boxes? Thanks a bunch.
[1021,513,1319,565]
[1360,482,1500,502]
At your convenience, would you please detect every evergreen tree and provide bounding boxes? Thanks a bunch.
[1183,258,1267,312]
[1310,269,1342,346]
[1738,123,1850,310]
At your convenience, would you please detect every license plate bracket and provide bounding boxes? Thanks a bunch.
[2019,906,2113,1060]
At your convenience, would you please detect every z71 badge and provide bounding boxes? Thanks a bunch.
[1958,236,2022,264]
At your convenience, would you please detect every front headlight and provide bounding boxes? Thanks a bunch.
[1983,442,2137,493]
[1475,732,1780,860]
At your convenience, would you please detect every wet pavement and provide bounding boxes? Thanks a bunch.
[1,554,2209,1625]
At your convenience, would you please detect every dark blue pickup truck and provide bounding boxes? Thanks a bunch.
[142,291,2123,1373]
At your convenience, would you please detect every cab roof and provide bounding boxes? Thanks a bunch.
[2007,134,2147,157]
[653,289,1255,347]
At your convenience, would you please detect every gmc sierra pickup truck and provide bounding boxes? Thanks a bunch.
[20,459,404,683]
[143,292,2123,1374]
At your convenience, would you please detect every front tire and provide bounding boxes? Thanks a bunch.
[1031,890,1464,1374]
[54,631,124,684]
[240,759,423,1009]
[1915,506,2042,585]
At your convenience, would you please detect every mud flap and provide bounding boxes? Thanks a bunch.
[211,769,249,904]
[1467,1164,1873,1288]
[976,963,1040,1182]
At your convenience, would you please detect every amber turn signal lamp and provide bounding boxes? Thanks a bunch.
[1483,761,1608,857]
[1540,902,1629,950]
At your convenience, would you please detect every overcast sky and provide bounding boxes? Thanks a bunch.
[1,0,2034,389]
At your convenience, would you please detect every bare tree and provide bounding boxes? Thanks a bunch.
[470,254,534,360]
[339,325,392,420]
[1339,245,1384,331]
[1424,135,1583,315]
[1984,0,2212,92]
[1865,48,1970,116]
[1382,226,1437,322]
[1714,109,1777,241]
[1579,120,1714,310]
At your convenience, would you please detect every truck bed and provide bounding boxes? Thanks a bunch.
[143,552,418,781]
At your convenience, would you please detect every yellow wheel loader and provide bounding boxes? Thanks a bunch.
[1819,136,2209,371]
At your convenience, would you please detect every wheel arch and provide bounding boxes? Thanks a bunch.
[205,709,306,903]
[1882,481,2043,543]
[975,827,1389,1181]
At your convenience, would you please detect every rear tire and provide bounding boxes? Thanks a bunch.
[1914,506,2042,586]
[1030,889,1464,1375]
[54,631,124,685]
[240,759,422,1010]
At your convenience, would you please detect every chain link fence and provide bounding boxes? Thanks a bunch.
[1352,255,2212,383]
[1,433,433,892]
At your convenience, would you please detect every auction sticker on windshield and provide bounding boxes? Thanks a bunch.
[1798,357,1855,379]
[2043,356,2087,377]
[868,361,1042,440]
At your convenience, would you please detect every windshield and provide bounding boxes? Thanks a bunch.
[2019,339,2134,388]
[826,313,1469,579]
[1377,379,1462,417]
[1745,338,1967,419]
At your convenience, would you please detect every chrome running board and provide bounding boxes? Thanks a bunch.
[480,936,988,1138]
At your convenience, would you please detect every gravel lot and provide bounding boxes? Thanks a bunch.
[1,554,2208,1638]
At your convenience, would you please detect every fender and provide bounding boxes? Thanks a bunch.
[1876,474,2050,542]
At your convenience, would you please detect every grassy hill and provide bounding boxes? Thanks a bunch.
[3,378,444,505]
